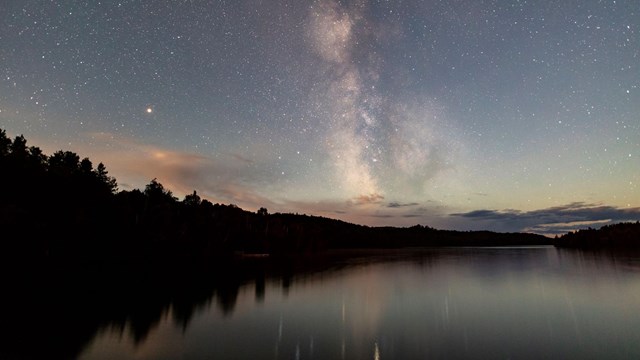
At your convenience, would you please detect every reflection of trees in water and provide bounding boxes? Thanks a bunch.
[255,275,266,303]
[216,282,240,316]
[0,250,449,359]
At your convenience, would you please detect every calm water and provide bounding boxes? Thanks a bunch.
[79,247,640,359]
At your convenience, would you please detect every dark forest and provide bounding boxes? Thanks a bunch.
[0,128,558,267]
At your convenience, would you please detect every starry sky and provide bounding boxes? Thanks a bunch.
[1,0,639,235]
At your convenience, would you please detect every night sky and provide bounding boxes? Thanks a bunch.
[1,0,639,235]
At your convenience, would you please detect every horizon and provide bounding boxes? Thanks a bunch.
[1,127,635,238]
[1,1,638,236]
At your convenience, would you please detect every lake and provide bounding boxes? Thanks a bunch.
[74,247,640,359]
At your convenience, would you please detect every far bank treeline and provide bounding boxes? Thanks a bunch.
[554,222,640,249]
[1,129,552,262]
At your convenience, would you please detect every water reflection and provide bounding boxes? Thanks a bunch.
[2,247,640,359]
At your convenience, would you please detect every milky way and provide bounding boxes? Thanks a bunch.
[1,0,639,234]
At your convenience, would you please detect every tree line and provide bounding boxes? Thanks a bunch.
[0,128,555,265]
[554,222,640,248]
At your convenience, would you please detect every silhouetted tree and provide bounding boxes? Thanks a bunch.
[28,146,47,166]
[183,190,201,206]
[144,178,176,202]
[96,162,117,193]
[0,129,11,156]
[80,157,93,174]
[9,134,28,159]
[49,150,80,173]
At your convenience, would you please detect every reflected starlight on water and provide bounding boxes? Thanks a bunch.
[374,341,380,360]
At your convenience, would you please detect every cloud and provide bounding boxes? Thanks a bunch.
[387,202,419,208]
[350,193,385,206]
[451,202,640,236]
[228,153,254,164]
[269,195,454,229]
[54,132,637,238]
[523,219,613,235]
[69,132,474,231]
[73,132,281,210]
[62,132,449,229]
